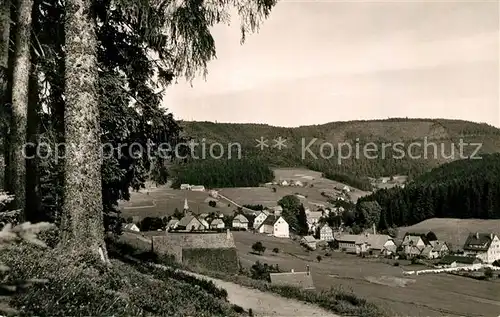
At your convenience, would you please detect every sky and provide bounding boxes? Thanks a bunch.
[162,0,500,127]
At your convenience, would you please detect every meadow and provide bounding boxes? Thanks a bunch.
[232,231,500,317]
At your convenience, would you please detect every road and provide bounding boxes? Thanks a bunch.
[148,262,339,317]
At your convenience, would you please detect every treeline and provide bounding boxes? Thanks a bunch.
[359,154,500,229]
[172,159,274,188]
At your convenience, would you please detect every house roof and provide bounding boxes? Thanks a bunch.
[259,215,281,227]
[335,234,363,244]
[232,214,249,223]
[430,240,448,252]
[402,233,430,246]
[438,255,480,265]
[319,223,332,231]
[365,234,393,250]
[420,246,433,256]
[178,215,199,227]
[301,236,316,243]
[463,233,496,252]
[269,272,314,289]
[123,223,138,230]
[210,218,224,226]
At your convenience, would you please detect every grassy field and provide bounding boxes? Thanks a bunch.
[119,187,236,219]
[119,167,372,220]
[219,168,371,209]
[232,231,500,317]
[398,218,500,250]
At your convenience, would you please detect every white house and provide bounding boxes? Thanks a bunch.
[257,215,289,238]
[463,232,500,263]
[180,184,191,190]
[342,185,350,192]
[318,224,334,241]
[123,223,140,232]
[209,190,219,198]
[210,218,225,229]
[253,210,269,229]
[280,180,289,186]
[232,214,249,230]
[402,233,429,258]
[191,185,205,192]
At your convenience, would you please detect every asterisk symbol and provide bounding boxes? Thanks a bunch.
[255,137,269,150]
[272,137,287,150]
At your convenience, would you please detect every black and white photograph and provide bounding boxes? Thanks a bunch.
[1,0,499,316]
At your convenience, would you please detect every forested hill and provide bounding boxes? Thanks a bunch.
[358,153,500,229]
[179,118,500,187]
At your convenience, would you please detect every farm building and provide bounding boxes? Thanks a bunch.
[253,210,270,229]
[280,180,289,186]
[437,255,481,268]
[257,215,289,238]
[191,185,205,192]
[210,218,225,229]
[318,224,334,241]
[232,214,249,230]
[180,184,191,190]
[300,236,317,250]
[402,233,431,258]
[335,233,396,256]
[335,234,359,253]
[123,223,140,232]
[269,267,314,290]
[428,240,450,258]
[177,215,205,231]
[293,180,303,187]
[463,232,500,263]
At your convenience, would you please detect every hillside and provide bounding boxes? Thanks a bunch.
[359,153,500,229]
[398,218,500,250]
[179,118,500,185]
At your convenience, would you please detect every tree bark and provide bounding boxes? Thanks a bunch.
[1,0,11,190]
[8,0,33,216]
[62,0,108,262]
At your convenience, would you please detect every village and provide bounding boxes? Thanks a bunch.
[123,178,500,278]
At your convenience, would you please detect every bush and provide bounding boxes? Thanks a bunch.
[484,267,493,279]
[252,242,266,254]
[316,255,322,262]
[272,248,279,253]
[209,201,217,207]
[393,262,400,267]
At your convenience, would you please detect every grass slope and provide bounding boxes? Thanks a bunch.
[398,218,500,250]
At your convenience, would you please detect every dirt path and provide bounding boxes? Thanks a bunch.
[182,270,340,317]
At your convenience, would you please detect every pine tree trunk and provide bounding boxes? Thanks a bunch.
[61,0,108,262]
[1,0,11,190]
[9,0,33,215]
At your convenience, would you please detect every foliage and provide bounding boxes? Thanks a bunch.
[250,261,280,281]
[484,267,493,279]
[172,159,274,189]
[426,231,438,241]
[243,204,264,211]
[1,242,242,316]
[251,241,265,255]
[355,201,382,229]
[359,154,500,228]
[272,248,279,253]
[139,216,164,231]
[0,221,55,315]
[208,200,217,207]
[316,255,322,262]
[296,204,309,236]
